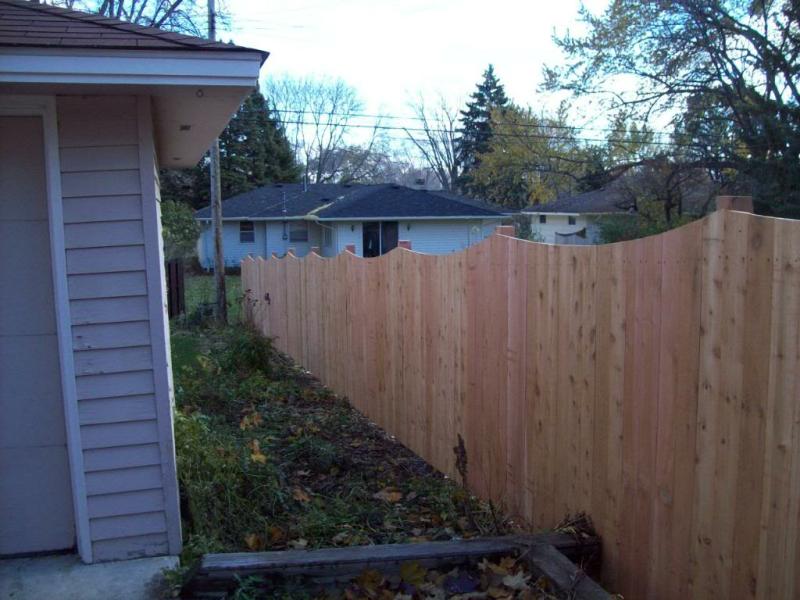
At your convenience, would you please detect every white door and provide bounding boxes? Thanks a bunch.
[0,115,75,555]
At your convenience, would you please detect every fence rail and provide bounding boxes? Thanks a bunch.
[242,210,800,599]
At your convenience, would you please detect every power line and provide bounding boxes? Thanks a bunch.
[269,115,706,149]
[270,107,677,138]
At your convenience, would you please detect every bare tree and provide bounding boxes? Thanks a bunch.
[266,75,383,184]
[50,0,209,36]
[403,93,462,192]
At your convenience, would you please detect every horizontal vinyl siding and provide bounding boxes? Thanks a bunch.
[58,96,170,560]
[401,221,472,254]
[528,214,603,244]
[335,222,362,256]
[83,443,161,472]
[87,488,165,519]
[199,220,323,267]
[92,533,169,562]
[72,321,151,351]
[79,395,158,426]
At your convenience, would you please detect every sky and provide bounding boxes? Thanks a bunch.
[220,0,610,123]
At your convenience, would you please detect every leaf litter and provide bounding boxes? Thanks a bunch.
[173,326,517,563]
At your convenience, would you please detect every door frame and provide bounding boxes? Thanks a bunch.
[0,95,92,562]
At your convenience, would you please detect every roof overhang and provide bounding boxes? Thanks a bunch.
[312,215,506,222]
[522,210,630,216]
[0,47,264,167]
[197,215,506,222]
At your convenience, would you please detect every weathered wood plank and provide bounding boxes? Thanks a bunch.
[525,543,610,600]
[186,535,605,598]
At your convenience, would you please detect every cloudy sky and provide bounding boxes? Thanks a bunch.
[220,0,610,122]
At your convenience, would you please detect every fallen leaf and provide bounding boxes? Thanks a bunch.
[373,487,403,503]
[331,531,350,545]
[244,533,263,551]
[248,439,267,464]
[487,585,512,599]
[502,572,530,591]
[293,487,311,503]
[443,570,479,594]
[239,411,263,430]
[400,561,427,586]
[356,569,384,592]
[268,526,286,543]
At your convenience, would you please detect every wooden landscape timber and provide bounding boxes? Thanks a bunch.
[182,534,607,598]
[242,209,800,599]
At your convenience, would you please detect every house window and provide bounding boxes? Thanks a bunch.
[323,227,333,247]
[539,215,547,224]
[568,216,577,225]
[289,221,309,242]
[239,221,255,243]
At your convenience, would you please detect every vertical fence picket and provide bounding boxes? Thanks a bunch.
[240,212,800,600]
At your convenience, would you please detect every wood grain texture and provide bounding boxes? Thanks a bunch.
[243,212,800,599]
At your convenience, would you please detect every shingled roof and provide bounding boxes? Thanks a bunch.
[194,183,508,221]
[523,187,636,215]
[0,0,266,59]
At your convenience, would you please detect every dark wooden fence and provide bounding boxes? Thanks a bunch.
[165,258,185,319]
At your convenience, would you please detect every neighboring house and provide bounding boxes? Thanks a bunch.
[0,0,263,563]
[524,168,718,245]
[522,187,635,245]
[194,183,507,266]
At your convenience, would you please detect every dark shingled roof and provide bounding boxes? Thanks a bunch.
[0,0,267,59]
[194,183,507,221]
[523,187,635,215]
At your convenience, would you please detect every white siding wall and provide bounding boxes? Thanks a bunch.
[198,218,501,263]
[58,95,180,561]
[528,214,602,244]
[333,221,362,256]
[399,219,496,254]
[198,220,325,268]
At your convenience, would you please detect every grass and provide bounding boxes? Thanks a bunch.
[167,323,518,595]
[182,273,242,324]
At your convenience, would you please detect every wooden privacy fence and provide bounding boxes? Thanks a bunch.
[242,210,800,600]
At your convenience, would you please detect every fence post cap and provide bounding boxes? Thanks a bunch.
[715,195,753,213]
[310,246,321,255]
[494,225,516,237]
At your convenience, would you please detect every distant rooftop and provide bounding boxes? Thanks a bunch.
[194,183,509,221]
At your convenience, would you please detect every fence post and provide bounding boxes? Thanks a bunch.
[345,244,356,254]
[165,258,185,319]
[715,195,753,212]
[495,225,515,237]
[398,240,412,250]
[310,246,321,255]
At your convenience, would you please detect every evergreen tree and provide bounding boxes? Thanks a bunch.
[160,89,300,209]
[456,65,509,195]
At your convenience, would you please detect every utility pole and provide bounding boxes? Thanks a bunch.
[208,0,227,323]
